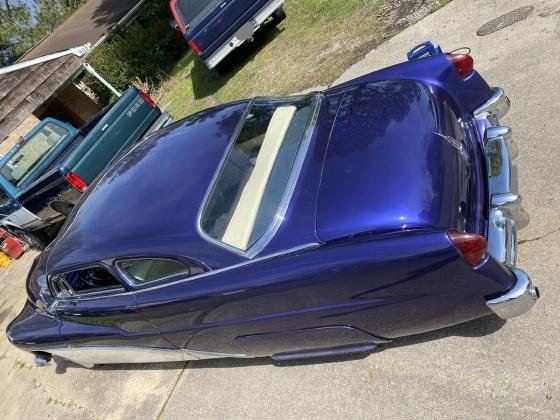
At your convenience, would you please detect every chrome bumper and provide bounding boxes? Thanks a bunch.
[205,0,284,69]
[474,88,539,318]
[486,268,539,319]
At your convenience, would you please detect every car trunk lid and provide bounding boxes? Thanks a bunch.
[316,81,471,241]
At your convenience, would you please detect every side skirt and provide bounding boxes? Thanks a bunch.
[271,343,377,362]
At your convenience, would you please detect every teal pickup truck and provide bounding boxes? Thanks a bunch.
[0,87,172,249]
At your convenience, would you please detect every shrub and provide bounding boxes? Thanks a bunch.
[85,0,186,105]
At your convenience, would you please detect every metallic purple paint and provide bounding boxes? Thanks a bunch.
[7,52,530,367]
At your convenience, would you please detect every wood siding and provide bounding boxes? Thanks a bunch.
[0,55,83,143]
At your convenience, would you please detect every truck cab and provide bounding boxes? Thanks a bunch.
[0,87,171,249]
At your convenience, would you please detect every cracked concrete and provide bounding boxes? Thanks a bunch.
[0,0,559,418]
[519,226,560,245]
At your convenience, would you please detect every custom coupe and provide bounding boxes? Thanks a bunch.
[7,44,538,368]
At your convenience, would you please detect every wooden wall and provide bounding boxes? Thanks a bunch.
[0,55,83,143]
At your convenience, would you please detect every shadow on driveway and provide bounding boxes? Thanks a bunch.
[191,23,284,99]
[53,315,505,373]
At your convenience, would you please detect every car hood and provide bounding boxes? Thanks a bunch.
[47,102,249,272]
[316,80,470,241]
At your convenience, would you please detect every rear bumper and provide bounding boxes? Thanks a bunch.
[486,268,539,319]
[474,87,539,318]
[474,88,529,267]
[205,0,284,69]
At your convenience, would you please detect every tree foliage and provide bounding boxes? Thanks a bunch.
[85,0,186,105]
[0,0,85,65]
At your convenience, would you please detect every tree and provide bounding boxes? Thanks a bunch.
[0,0,33,65]
[0,0,85,66]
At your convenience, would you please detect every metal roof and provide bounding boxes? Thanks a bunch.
[20,0,144,61]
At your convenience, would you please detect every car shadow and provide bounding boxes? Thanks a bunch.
[51,315,506,373]
[185,315,507,369]
[191,23,284,100]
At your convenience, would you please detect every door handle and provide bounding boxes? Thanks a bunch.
[101,124,109,132]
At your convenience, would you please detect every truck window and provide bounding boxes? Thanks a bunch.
[0,122,69,187]
[175,0,220,27]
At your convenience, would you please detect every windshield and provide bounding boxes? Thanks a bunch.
[0,122,69,187]
[200,95,316,252]
[175,0,220,27]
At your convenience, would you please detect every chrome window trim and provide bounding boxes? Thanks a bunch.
[62,242,320,301]
[48,263,126,300]
[196,93,323,259]
[115,257,190,286]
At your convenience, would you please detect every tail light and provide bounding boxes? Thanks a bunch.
[65,172,88,192]
[448,53,474,79]
[188,39,202,55]
[138,91,156,108]
[448,230,488,267]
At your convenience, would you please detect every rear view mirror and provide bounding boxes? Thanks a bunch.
[169,19,179,31]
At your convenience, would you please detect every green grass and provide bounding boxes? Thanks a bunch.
[156,0,439,119]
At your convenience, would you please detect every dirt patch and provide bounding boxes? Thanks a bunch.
[377,0,449,32]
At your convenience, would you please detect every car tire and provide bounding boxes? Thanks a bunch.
[271,7,286,25]
[14,229,48,251]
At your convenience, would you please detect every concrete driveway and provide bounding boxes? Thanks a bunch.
[1,0,559,418]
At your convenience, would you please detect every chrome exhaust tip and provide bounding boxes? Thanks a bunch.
[34,352,52,367]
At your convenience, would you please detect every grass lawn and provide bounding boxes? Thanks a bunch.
[156,0,448,120]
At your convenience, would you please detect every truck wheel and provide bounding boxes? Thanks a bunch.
[14,229,48,251]
[271,7,286,25]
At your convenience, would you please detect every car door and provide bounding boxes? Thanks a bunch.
[133,251,385,360]
[50,263,170,350]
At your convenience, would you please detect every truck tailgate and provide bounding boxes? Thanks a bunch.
[188,0,271,58]
[62,88,161,185]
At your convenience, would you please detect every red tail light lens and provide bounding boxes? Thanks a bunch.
[138,91,156,108]
[448,53,474,79]
[448,231,488,267]
[187,39,202,55]
[65,172,88,192]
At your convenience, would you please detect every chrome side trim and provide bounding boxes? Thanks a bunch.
[38,345,247,368]
[56,242,320,301]
[486,268,539,319]
[205,0,284,69]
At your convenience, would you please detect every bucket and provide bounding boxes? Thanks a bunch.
[0,251,11,268]
[2,237,25,259]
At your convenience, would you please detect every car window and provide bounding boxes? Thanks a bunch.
[118,258,188,284]
[50,266,123,298]
[0,122,69,187]
[200,95,315,252]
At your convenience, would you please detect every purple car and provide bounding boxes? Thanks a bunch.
[7,44,538,368]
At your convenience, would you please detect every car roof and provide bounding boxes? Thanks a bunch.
[48,101,251,272]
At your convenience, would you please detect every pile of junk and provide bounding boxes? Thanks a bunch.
[0,228,26,268]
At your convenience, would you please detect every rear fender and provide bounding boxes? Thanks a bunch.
[333,53,492,118]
